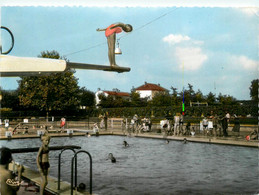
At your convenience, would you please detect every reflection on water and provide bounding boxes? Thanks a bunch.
[0,136,258,195]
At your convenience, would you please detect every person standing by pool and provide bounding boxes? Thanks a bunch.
[132,114,140,133]
[104,112,108,131]
[174,113,180,136]
[37,134,51,195]
[202,116,209,136]
[97,23,133,67]
[4,119,9,131]
[225,111,231,123]
[211,114,219,137]
[232,114,240,137]
[99,113,105,129]
[221,116,228,137]
[122,116,128,134]
[60,117,66,132]
[179,113,184,135]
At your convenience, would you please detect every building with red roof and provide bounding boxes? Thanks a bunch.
[95,89,130,106]
[135,82,168,100]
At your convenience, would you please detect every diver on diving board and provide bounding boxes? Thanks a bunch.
[97,23,133,67]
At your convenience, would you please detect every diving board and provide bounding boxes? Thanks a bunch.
[0,55,131,77]
[67,61,130,73]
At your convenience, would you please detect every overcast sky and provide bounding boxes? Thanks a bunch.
[1,4,258,100]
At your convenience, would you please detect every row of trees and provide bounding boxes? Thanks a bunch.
[98,85,241,108]
[0,50,258,117]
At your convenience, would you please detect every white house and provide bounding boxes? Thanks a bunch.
[135,82,168,100]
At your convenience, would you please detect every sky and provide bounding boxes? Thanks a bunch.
[0,3,258,100]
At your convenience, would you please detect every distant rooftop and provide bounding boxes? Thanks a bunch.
[103,91,130,97]
[135,82,167,91]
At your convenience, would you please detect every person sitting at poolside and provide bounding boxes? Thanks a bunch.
[0,147,24,195]
[191,127,195,136]
[250,129,258,140]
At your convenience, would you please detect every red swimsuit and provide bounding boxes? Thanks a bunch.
[105,24,122,37]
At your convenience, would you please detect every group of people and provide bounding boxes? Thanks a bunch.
[159,111,252,139]
[160,113,187,136]
[201,111,240,137]
[115,111,243,137]
[128,114,152,134]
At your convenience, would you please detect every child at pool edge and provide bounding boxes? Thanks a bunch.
[0,147,24,195]
[37,134,51,195]
[97,23,133,67]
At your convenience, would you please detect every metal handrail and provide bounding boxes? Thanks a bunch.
[58,148,78,190]
[1,26,14,54]
[71,150,92,195]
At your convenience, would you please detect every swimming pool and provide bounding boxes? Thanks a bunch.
[1,136,258,195]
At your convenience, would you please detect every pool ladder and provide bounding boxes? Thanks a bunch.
[58,148,92,194]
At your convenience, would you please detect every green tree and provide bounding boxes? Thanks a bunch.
[79,87,95,107]
[149,92,171,107]
[194,89,205,102]
[130,91,147,107]
[18,50,81,116]
[249,79,258,101]
[170,86,181,106]
[187,83,195,99]
[98,93,130,108]
[217,93,237,105]
[0,89,20,110]
[179,83,195,106]
[206,92,216,105]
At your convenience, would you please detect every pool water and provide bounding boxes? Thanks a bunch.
[1,136,258,195]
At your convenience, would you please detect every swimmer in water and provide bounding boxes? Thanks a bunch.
[123,140,129,147]
[166,140,170,144]
[183,138,187,144]
[108,153,116,163]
